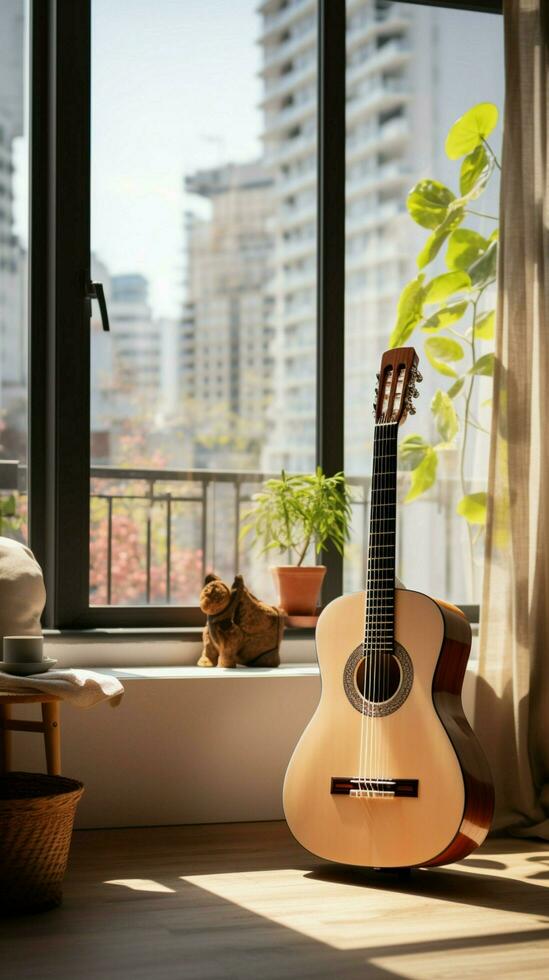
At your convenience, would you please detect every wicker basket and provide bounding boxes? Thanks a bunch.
[0,772,84,914]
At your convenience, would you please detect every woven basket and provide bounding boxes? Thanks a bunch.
[0,772,84,914]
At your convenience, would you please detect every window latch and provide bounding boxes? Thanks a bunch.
[86,280,110,332]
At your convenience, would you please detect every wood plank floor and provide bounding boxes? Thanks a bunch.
[1,822,548,979]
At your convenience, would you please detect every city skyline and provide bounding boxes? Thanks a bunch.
[91,0,264,320]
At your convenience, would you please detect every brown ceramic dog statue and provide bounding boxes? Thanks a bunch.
[197,573,284,669]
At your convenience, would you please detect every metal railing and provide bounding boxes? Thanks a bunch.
[0,462,480,616]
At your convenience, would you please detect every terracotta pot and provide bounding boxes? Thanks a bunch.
[271,565,326,616]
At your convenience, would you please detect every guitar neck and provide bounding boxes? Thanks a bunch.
[365,422,399,653]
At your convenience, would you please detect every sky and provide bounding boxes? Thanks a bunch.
[91,0,263,319]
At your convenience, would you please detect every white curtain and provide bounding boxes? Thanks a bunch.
[475,0,549,837]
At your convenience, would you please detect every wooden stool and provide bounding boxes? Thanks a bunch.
[0,694,61,776]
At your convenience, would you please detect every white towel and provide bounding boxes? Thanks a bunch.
[0,668,124,708]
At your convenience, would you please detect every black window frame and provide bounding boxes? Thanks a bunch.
[28,0,501,629]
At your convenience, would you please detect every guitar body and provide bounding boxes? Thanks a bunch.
[283,588,494,869]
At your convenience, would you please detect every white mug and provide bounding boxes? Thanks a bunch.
[3,635,44,664]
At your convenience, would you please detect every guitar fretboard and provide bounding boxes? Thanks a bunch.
[364,422,399,655]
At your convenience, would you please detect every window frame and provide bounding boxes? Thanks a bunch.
[29,0,500,629]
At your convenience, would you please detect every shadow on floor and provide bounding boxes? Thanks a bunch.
[1,824,548,980]
[304,858,549,920]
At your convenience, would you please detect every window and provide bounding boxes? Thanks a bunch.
[88,0,317,618]
[343,1,503,609]
[27,0,502,628]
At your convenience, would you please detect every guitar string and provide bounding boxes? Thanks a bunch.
[366,421,378,796]
[383,421,396,785]
[371,418,388,794]
[359,415,381,796]
[372,419,386,793]
[358,415,374,796]
[361,415,392,797]
[376,425,391,788]
[382,418,393,785]
[376,418,392,792]
[369,417,396,795]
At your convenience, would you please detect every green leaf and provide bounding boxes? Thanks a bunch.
[469,239,498,288]
[448,376,465,398]
[469,352,495,376]
[420,301,468,333]
[456,492,488,525]
[445,103,499,160]
[407,180,456,230]
[418,208,465,269]
[431,389,459,442]
[459,144,492,197]
[424,354,457,378]
[405,447,438,502]
[424,271,471,304]
[425,336,464,363]
[474,310,495,340]
[446,229,490,272]
[399,434,430,471]
[389,275,426,348]
[424,337,464,378]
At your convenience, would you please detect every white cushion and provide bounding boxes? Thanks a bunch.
[0,537,46,640]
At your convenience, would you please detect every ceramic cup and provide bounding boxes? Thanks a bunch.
[3,635,44,664]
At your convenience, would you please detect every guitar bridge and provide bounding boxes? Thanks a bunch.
[331,777,418,798]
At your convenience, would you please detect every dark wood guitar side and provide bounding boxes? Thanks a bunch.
[424,600,494,866]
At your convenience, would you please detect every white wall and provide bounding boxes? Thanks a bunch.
[9,631,479,830]
[10,665,320,830]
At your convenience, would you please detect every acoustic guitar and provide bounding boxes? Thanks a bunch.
[283,347,494,869]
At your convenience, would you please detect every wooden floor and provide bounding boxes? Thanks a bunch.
[1,822,548,980]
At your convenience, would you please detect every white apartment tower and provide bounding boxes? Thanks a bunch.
[182,161,274,468]
[259,0,503,475]
[90,260,170,462]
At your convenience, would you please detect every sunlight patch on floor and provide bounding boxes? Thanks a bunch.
[105,878,176,893]
[370,933,549,980]
[180,864,547,953]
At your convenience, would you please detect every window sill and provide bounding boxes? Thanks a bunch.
[95,664,320,680]
[42,626,315,639]
[42,629,317,670]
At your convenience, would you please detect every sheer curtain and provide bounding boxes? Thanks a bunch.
[475,0,549,837]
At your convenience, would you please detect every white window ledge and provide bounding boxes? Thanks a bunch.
[99,664,320,680]
[43,633,317,670]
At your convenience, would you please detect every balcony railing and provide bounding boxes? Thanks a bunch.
[1,462,480,613]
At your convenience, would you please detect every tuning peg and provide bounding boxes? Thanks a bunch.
[408,405,416,415]
[412,388,420,398]
[376,372,380,380]
[416,372,423,383]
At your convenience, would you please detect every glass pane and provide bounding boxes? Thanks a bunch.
[91,0,317,606]
[0,1,28,544]
[344,2,504,606]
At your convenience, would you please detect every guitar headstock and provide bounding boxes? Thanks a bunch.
[374,347,422,425]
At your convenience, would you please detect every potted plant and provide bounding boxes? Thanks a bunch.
[241,468,352,621]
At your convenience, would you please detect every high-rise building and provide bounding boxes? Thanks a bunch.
[0,0,26,457]
[90,259,176,463]
[109,274,163,396]
[258,0,504,475]
[182,161,274,468]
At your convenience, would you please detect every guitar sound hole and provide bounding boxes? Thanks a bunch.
[355,653,402,704]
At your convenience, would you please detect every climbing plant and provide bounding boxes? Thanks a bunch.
[389,102,500,580]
